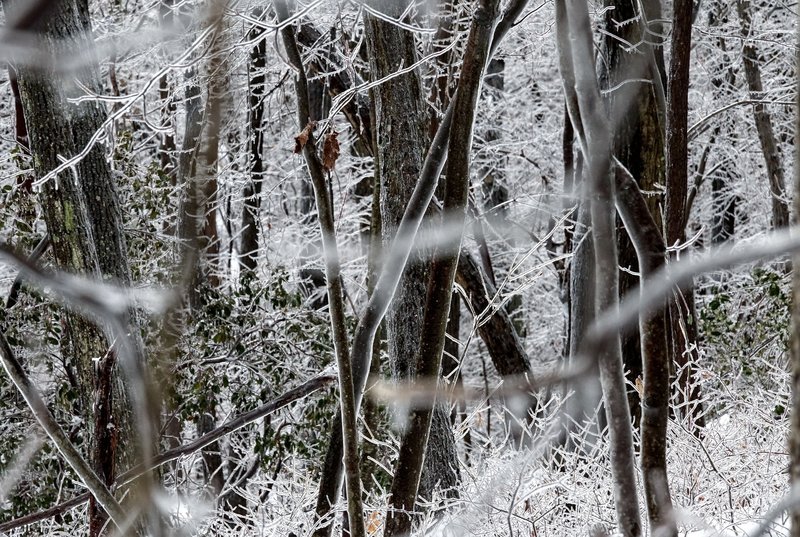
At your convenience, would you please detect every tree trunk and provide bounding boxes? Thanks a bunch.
[364,1,459,502]
[455,248,538,446]
[8,0,144,532]
[171,11,229,519]
[615,166,675,536]
[736,0,790,229]
[240,11,268,274]
[383,2,500,534]
[558,1,642,534]
[276,3,366,535]
[565,195,605,454]
[667,0,706,436]
[600,0,666,430]
[788,12,800,534]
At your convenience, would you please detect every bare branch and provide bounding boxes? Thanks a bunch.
[0,374,336,534]
[0,332,126,529]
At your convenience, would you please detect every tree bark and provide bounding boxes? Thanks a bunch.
[560,1,642,535]
[7,0,143,532]
[789,12,800,535]
[240,11,268,274]
[383,2,501,534]
[363,0,459,503]
[736,0,790,229]
[615,165,675,536]
[275,3,366,536]
[600,0,666,429]
[555,7,604,457]
[667,0,706,436]
[455,248,538,446]
[312,4,530,534]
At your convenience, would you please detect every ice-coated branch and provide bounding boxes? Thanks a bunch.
[0,374,335,534]
[0,332,126,529]
[273,1,366,535]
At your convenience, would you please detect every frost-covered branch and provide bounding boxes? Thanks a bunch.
[0,332,126,529]
[0,373,335,534]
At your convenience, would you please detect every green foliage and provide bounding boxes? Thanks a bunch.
[0,147,39,249]
[699,267,790,390]
[167,266,339,473]
[113,130,176,285]
[0,431,83,524]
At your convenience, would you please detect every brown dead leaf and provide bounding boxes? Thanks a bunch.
[634,376,644,397]
[366,511,381,535]
[322,130,340,171]
[293,121,316,154]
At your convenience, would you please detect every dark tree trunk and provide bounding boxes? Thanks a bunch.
[736,0,790,229]
[601,0,666,429]
[667,0,706,435]
[557,1,642,534]
[564,194,604,454]
[711,171,738,244]
[7,67,29,151]
[383,2,500,533]
[455,248,538,445]
[199,402,225,497]
[615,167,675,536]
[240,13,268,274]
[558,96,604,455]
[358,87,387,493]
[708,0,739,246]
[364,1,459,502]
[8,0,143,532]
[789,12,800,533]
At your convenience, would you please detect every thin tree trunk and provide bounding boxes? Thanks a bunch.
[170,6,229,517]
[736,0,790,229]
[455,248,538,446]
[275,3,366,536]
[666,0,706,437]
[240,12,268,274]
[559,1,642,535]
[554,0,600,460]
[600,0,666,429]
[789,13,800,535]
[312,4,530,534]
[615,165,675,536]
